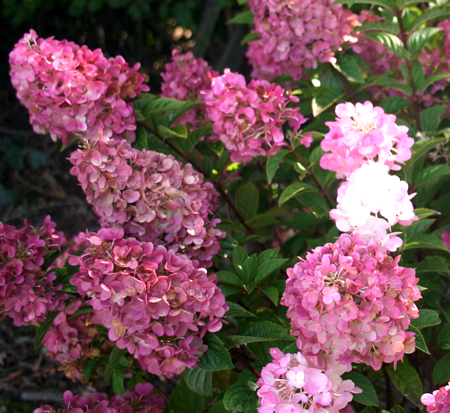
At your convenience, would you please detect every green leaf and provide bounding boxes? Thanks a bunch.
[417,73,450,93]
[217,271,243,286]
[134,124,148,150]
[364,32,409,60]
[411,60,424,89]
[224,302,257,318]
[354,21,400,34]
[407,324,430,354]
[407,7,450,33]
[35,310,60,352]
[104,347,128,382]
[112,369,125,396]
[403,234,449,252]
[227,11,254,24]
[279,182,318,206]
[223,382,259,412]
[170,379,205,413]
[242,254,258,287]
[387,363,423,407]
[366,75,413,95]
[157,124,188,139]
[406,138,448,169]
[259,285,279,306]
[241,32,260,45]
[333,55,364,83]
[433,353,450,385]
[408,28,442,53]
[242,321,294,341]
[184,367,213,397]
[226,335,279,347]
[415,164,450,186]
[255,258,288,282]
[410,309,441,329]
[396,0,429,8]
[312,87,343,117]
[199,333,234,371]
[266,148,288,184]
[403,219,435,238]
[380,96,411,114]
[233,245,248,274]
[257,248,281,265]
[420,105,447,132]
[414,208,440,220]
[332,0,396,12]
[342,372,379,406]
[236,182,260,220]
[67,305,94,320]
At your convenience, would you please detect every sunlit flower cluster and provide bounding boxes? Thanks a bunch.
[69,139,224,268]
[320,102,414,179]
[257,348,360,413]
[161,49,218,128]
[0,216,67,326]
[35,384,164,413]
[281,233,421,370]
[9,30,149,146]
[246,0,358,80]
[203,69,306,164]
[68,228,228,378]
[422,381,450,413]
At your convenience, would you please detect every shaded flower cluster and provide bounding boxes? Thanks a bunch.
[0,216,67,326]
[9,30,149,146]
[246,0,358,80]
[203,70,306,164]
[161,49,218,128]
[422,381,450,413]
[35,384,164,413]
[281,233,421,370]
[257,348,360,413]
[320,102,414,179]
[69,139,224,268]
[69,228,228,378]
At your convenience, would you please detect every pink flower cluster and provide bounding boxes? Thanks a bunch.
[69,139,223,268]
[0,216,68,326]
[320,102,414,179]
[35,384,164,413]
[9,30,149,146]
[422,381,450,413]
[161,49,218,128]
[68,228,228,378]
[257,348,360,413]
[246,0,358,80]
[281,233,421,370]
[442,232,450,250]
[203,70,306,164]
[42,300,104,381]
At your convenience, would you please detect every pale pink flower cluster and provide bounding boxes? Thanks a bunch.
[42,301,103,381]
[320,102,414,179]
[246,0,358,80]
[69,139,224,268]
[68,228,228,378]
[257,348,360,413]
[203,70,306,164]
[161,49,218,128]
[9,30,149,146]
[35,384,164,413]
[0,216,68,326]
[281,233,421,371]
[422,381,450,413]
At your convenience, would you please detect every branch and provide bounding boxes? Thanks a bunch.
[229,348,261,379]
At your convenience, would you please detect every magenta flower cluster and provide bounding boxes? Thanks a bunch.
[161,49,218,128]
[0,216,67,326]
[257,348,360,413]
[68,228,228,378]
[203,69,306,164]
[246,0,358,80]
[35,384,164,413]
[281,233,421,370]
[9,30,149,146]
[422,381,450,413]
[69,139,224,268]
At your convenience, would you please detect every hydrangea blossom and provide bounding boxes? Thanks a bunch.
[257,348,360,413]
[69,139,224,268]
[329,162,416,251]
[203,69,306,164]
[422,381,450,413]
[246,0,358,80]
[320,102,414,179]
[161,49,218,128]
[35,384,164,413]
[0,216,68,326]
[442,232,450,250]
[281,233,421,370]
[68,228,228,378]
[9,30,149,146]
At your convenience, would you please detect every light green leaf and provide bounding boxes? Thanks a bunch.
[403,219,435,238]
[408,28,442,53]
[266,149,288,184]
[411,60,424,88]
[236,182,260,220]
[433,353,450,385]
[406,138,448,169]
[354,21,400,34]
[407,7,450,32]
[333,55,364,83]
[226,335,280,347]
[415,164,450,186]
[342,372,379,406]
[35,310,60,352]
[332,0,396,12]
[157,124,188,139]
[112,369,125,396]
[387,363,423,407]
[420,105,446,132]
[279,182,318,207]
[199,333,234,371]
[417,73,450,93]
[241,32,260,45]
[227,11,254,24]
[407,324,430,354]
[380,96,411,114]
[410,309,441,329]
[403,234,449,252]
[184,367,213,397]
[260,285,279,306]
[414,208,440,220]
[366,75,413,95]
[364,32,409,60]
[105,347,128,382]
[312,87,343,117]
